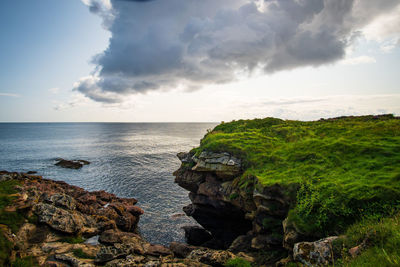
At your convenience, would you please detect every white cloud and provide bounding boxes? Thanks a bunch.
[362,4,400,52]
[340,55,376,65]
[53,93,92,111]
[226,94,400,121]
[0,92,20,97]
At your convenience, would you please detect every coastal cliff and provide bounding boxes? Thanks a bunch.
[174,115,400,266]
[1,114,399,266]
[174,151,290,264]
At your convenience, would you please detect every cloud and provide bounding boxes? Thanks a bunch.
[340,55,376,65]
[227,94,400,121]
[77,0,400,103]
[248,97,328,107]
[0,92,20,97]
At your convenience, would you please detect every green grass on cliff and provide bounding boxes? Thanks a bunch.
[0,180,24,266]
[335,212,400,267]
[194,115,400,235]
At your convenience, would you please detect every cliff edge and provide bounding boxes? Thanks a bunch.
[174,115,400,266]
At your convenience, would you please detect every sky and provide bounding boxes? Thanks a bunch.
[0,0,399,122]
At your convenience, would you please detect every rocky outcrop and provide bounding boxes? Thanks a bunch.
[192,151,242,179]
[174,151,298,265]
[0,171,143,266]
[55,159,90,169]
[0,171,253,267]
[174,154,252,249]
[293,236,340,266]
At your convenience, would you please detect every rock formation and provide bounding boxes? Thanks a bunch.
[0,171,254,266]
[55,159,90,169]
[173,151,319,264]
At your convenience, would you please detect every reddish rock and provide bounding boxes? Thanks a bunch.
[77,193,97,204]
[127,205,144,216]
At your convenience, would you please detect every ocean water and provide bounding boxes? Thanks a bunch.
[0,123,216,245]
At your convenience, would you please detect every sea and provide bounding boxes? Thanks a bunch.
[0,122,217,245]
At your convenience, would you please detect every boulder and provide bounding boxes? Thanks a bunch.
[293,236,339,266]
[34,203,84,234]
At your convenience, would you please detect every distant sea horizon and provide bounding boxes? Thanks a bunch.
[0,122,217,245]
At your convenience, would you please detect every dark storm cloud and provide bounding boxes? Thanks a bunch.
[76,0,400,103]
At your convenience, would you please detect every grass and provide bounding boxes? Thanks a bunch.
[0,180,28,266]
[11,257,38,267]
[334,213,400,266]
[193,115,400,235]
[0,228,13,266]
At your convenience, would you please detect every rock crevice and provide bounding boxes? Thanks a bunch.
[174,151,292,258]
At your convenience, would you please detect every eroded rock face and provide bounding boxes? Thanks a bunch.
[293,236,340,266]
[174,151,294,264]
[192,152,242,179]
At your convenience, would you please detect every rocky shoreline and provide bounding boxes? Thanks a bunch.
[0,171,256,266]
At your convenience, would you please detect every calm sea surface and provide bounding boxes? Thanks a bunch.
[0,123,216,245]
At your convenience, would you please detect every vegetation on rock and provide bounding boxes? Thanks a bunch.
[193,115,400,235]
[334,212,400,266]
[0,180,37,266]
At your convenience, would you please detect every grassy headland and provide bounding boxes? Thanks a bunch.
[193,115,400,237]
